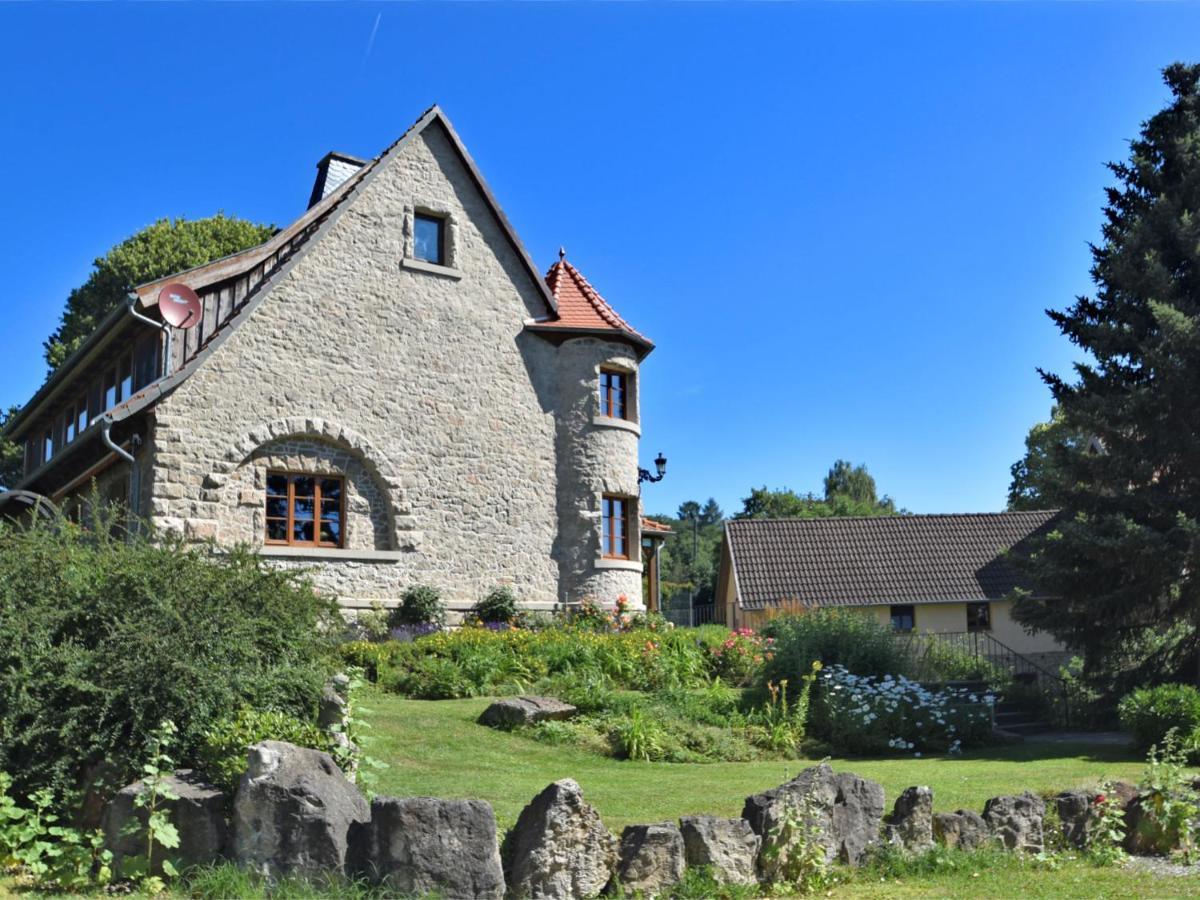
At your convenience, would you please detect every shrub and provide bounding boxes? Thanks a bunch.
[0,515,339,798]
[388,584,446,628]
[814,664,994,754]
[472,585,519,624]
[354,601,391,642]
[1118,683,1200,754]
[751,610,907,703]
[198,707,334,794]
[706,628,773,686]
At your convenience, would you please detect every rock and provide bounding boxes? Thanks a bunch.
[615,823,685,897]
[318,674,350,729]
[346,796,504,898]
[1124,790,1193,856]
[478,696,577,730]
[678,815,760,886]
[102,770,227,875]
[504,779,618,899]
[743,763,884,874]
[887,786,934,853]
[1055,790,1097,849]
[232,741,369,878]
[983,792,1046,853]
[932,810,989,850]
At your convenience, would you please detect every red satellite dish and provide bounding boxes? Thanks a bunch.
[158,283,202,329]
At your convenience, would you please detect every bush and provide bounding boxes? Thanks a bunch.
[472,586,519,624]
[814,664,994,754]
[1118,683,1200,754]
[0,515,340,798]
[198,707,334,794]
[388,584,446,628]
[751,610,907,703]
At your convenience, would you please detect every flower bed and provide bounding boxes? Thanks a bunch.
[815,664,995,755]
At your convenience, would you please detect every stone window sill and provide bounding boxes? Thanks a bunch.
[591,415,641,436]
[594,557,643,573]
[258,546,405,562]
[401,257,462,280]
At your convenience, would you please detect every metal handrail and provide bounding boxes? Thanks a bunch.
[893,630,1070,725]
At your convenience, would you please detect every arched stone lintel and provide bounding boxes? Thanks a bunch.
[217,417,407,549]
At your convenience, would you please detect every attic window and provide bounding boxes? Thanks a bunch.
[413,214,445,265]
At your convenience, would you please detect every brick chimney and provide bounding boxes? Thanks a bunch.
[307,151,367,209]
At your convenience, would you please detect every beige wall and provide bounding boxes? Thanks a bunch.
[867,598,1062,654]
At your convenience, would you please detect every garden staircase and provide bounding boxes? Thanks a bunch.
[895,631,1069,730]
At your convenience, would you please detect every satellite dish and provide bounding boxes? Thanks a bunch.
[158,283,202,329]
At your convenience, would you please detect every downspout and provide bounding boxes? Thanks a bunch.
[126,294,172,378]
[101,418,140,529]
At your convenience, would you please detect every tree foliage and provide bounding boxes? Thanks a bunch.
[0,407,21,491]
[736,460,899,520]
[43,214,274,371]
[1009,64,1200,689]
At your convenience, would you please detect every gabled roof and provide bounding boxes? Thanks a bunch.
[6,105,567,446]
[640,516,673,535]
[530,258,653,355]
[724,511,1060,611]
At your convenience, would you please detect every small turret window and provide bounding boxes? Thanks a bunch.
[599,369,627,419]
[602,495,631,559]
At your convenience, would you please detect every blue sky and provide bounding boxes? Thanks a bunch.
[0,3,1196,517]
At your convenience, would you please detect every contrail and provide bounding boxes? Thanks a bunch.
[364,13,381,68]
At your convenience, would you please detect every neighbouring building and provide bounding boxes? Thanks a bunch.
[1,106,668,618]
[715,511,1068,669]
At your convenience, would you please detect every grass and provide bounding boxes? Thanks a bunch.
[365,689,1157,832]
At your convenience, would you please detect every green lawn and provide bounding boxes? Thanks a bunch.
[366,689,1155,832]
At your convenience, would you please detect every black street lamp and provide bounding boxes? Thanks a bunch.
[638,452,668,485]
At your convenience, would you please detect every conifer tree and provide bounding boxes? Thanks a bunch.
[1011,64,1200,686]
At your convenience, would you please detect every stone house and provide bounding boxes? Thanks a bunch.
[715,511,1069,670]
[2,106,670,617]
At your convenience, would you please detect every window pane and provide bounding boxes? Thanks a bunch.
[44,431,53,460]
[292,476,315,498]
[320,479,342,501]
[414,215,443,264]
[266,519,288,542]
[293,519,314,543]
[293,497,315,520]
[320,498,340,517]
[118,357,132,401]
[266,497,288,518]
[77,404,88,433]
[65,413,75,444]
[266,474,288,496]
[320,520,341,545]
[103,373,117,410]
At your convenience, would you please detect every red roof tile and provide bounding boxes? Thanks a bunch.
[538,258,652,351]
[641,517,673,535]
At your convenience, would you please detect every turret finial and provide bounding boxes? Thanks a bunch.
[558,246,566,262]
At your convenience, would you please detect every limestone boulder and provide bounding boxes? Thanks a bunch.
[886,786,934,853]
[678,815,760,886]
[318,674,351,729]
[346,796,504,898]
[932,810,989,850]
[1055,790,1097,849]
[743,763,884,873]
[478,696,577,730]
[102,770,227,875]
[983,792,1046,853]
[504,779,618,899]
[616,823,686,898]
[232,741,369,878]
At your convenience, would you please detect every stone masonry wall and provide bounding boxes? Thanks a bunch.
[147,121,643,612]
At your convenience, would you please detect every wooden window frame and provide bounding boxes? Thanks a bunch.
[599,368,628,420]
[601,494,632,560]
[413,212,446,266]
[264,471,346,549]
[966,601,992,633]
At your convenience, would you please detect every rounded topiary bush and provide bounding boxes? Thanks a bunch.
[389,584,446,628]
[473,585,518,624]
[0,514,340,797]
[1118,683,1200,754]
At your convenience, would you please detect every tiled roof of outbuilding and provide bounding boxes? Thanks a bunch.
[725,511,1060,610]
